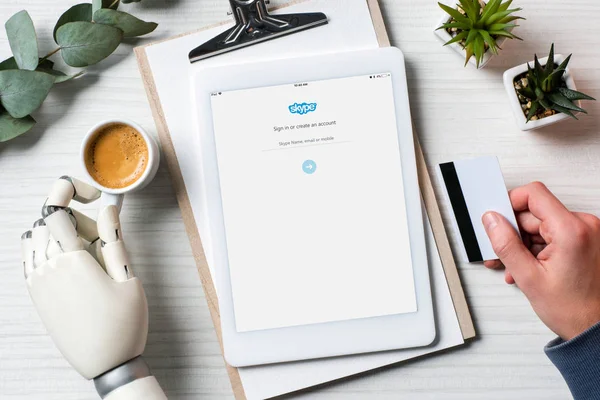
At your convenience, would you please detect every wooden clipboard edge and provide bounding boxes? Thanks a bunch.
[416,140,476,339]
[366,0,391,47]
[366,0,476,340]
[134,1,475,398]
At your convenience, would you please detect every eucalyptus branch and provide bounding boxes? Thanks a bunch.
[0,1,158,142]
[40,47,61,63]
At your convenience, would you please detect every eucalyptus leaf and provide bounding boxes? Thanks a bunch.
[36,59,83,83]
[37,59,54,70]
[0,107,36,142]
[93,9,158,37]
[53,4,92,43]
[0,57,77,83]
[56,21,123,68]
[0,70,55,119]
[6,11,39,71]
[92,0,103,17]
[0,57,19,71]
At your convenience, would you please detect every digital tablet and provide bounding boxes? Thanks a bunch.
[192,47,435,367]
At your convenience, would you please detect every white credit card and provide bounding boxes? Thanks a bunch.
[438,156,519,262]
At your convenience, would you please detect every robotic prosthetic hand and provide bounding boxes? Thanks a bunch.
[20,176,167,400]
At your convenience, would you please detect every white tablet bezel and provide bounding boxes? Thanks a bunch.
[192,47,435,367]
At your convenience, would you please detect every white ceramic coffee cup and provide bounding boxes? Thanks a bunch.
[80,119,160,211]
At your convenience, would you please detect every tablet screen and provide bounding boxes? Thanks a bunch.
[210,73,417,333]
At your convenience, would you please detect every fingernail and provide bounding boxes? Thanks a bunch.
[482,212,499,231]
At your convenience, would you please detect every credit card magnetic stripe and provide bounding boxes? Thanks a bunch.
[439,162,484,263]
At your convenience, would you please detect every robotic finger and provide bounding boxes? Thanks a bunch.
[44,176,101,213]
[70,209,99,243]
[40,175,105,256]
[32,219,50,268]
[20,231,34,278]
[98,205,132,282]
[44,207,85,253]
[88,238,105,270]
[45,238,62,260]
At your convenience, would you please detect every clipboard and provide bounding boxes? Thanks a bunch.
[134,1,476,398]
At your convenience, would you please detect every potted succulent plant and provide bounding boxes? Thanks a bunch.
[503,44,596,131]
[434,0,523,68]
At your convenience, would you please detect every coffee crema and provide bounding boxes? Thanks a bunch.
[85,123,148,189]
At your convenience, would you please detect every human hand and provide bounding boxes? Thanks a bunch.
[482,182,600,341]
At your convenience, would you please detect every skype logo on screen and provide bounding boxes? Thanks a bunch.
[289,102,317,115]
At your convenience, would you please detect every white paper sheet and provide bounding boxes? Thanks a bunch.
[144,1,465,398]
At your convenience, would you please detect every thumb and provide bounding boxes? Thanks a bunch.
[482,212,540,288]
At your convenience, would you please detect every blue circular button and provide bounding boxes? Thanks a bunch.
[302,160,317,175]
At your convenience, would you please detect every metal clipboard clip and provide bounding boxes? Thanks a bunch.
[189,0,328,63]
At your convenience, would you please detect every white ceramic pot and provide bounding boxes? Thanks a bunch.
[433,11,512,69]
[503,54,579,131]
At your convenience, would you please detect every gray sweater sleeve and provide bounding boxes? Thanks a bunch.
[545,322,600,400]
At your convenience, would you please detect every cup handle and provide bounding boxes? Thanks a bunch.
[101,193,125,213]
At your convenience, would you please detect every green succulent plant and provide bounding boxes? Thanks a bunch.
[518,44,596,121]
[437,0,524,67]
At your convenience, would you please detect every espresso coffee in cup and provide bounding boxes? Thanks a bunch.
[81,119,160,211]
[84,123,149,190]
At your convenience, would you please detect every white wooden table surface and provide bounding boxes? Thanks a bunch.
[1,0,599,399]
